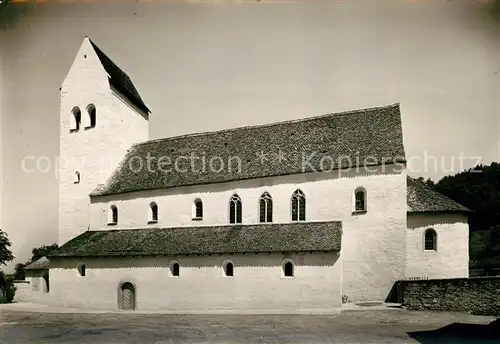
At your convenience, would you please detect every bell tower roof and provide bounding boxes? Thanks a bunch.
[77,37,150,114]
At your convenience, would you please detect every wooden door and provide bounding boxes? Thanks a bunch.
[121,283,135,310]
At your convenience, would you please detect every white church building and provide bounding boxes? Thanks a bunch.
[21,37,470,313]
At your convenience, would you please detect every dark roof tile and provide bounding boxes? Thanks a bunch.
[23,257,50,270]
[407,176,470,213]
[91,103,405,196]
[48,222,342,258]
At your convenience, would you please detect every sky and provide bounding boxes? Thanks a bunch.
[0,0,499,270]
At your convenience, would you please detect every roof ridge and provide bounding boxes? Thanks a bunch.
[88,38,125,76]
[136,103,400,147]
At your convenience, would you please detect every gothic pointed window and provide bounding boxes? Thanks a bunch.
[229,194,242,224]
[291,189,306,221]
[259,192,273,223]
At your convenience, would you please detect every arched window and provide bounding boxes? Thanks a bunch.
[149,202,158,223]
[424,228,437,251]
[77,262,86,277]
[354,187,367,212]
[194,199,203,219]
[109,205,118,225]
[70,106,81,131]
[223,260,234,277]
[259,192,273,223]
[74,171,80,184]
[291,189,306,221]
[169,260,179,277]
[87,104,96,128]
[229,194,242,224]
[282,260,294,277]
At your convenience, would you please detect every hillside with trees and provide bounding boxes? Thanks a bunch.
[417,162,500,269]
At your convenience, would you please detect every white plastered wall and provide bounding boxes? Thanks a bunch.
[405,212,469,279]
[58,38,149,245]
[47,252,341,313]
[88,164,407,302]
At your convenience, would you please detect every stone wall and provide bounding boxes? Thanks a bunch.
[12,281,30,302]
[402,277,500,316]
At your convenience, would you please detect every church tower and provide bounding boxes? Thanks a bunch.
[58,37,150,245]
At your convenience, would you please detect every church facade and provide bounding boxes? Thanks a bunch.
[22,38,469,313]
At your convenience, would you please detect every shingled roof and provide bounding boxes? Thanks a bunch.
[89,39,150,114]
[407,176,470,213]
[91,103,406,196]
[48,222,342,258]
[23,257,50,270]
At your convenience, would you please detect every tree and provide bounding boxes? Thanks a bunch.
[416,176,435,189]
[0,271,16,304]
[13,263,26,281]
[0,230,14,267]
[31,243,58,263]
[13,243,58,280]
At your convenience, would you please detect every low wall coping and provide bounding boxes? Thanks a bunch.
[401,276,500,283]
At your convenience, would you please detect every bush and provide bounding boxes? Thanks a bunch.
[13,263,25,280]
[0,272,16,304]
[4,282,16,303]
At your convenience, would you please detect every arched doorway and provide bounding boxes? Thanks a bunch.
[119,282,135,310]
[42,272,49,293]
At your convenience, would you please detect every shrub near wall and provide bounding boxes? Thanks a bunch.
[402,277,500,316]
[0,273,17,304]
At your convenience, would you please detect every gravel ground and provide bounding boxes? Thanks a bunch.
[0,309,497,344]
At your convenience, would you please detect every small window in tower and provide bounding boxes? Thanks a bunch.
[86,104,96,128]
[149,202,158,223]
[70,107,81,132]
[193,199,203,220]
[74,171,80,184]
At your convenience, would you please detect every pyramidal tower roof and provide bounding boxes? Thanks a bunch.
[87,37,150,114]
